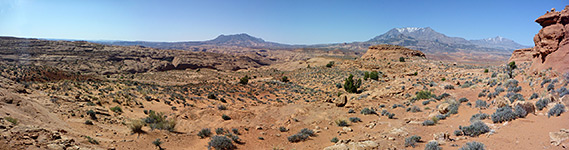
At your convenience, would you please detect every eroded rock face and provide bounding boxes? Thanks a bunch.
[361,44,425,60]
[0,37,267,74]
[529,6,569,73]
[508,48,535,62]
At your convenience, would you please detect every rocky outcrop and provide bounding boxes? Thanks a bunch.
[361,44,425,60]
[528,6,569,73]
[508,48,534,62]
[0,37,268,74]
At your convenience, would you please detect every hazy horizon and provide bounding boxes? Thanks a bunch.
[0,0,565,45]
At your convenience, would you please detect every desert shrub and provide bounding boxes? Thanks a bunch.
[459,121,490,137]
[4,117,17,125]
[198,128,212,138]
[407,106,422,113]
[279,126,288,132]
[484,69,489,73]
[505,79,519,88]
[208,135,236,150]
[331,137,339,143]
[152,138,163,149]
[441,77,446,81]
[335,119,349,127]
[85,136,99,144]
[415,90,433,100]
[530,93,539,100]
[434,93,450,100]
[360,108,376,115]
[335,83,342,88]
[475,100,487,109]
[508,86,522,93]
[507,93,524,102]
[459,141,485,150]
[436,114,447,120]
[491,106,517,123]
[128,119,144,133]
[344,74,362,93]
[558,87,569,97]
[459,98,469,103]
[495,87,505,93]
[444,85,455,90]
[84,120,93,125]
[404,135,421,147]
[547,83,555,92]
[287,134,308,143]
[461,81,473,88]
[454,130,463,136]
[144,111,176,132]
[422,120,435,126]
[239,76,250,85]
[287,128,315,143]
[218,105,227,110]
[110,106,122,113]
[226,133,241,144]
[399,57,405,62]
[478,92,486,97]
[425,140,442,150]
[222,114,231,120]
[536,98,550,111]
[422,100,431,105]
[548,103,566,118]
[208,93,217,99]
[369,71,379,80]
[446,102,460,115]
[515,105,528,118]
[281,76,289,83]
[541,78,552,87]
[486,92,497,99]
[216,128,226,135]
[349,117,361,123]
[364,72,369,80]
[470,113,489,122]
[86,110,97,120]
[326,61,334,68]
[387,112,396,119]
[348,109,355,113]
[231,128,239,135]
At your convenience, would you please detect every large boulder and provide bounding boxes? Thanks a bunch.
[334,95,348,107]
[512,101,536,115]
[323,140,379,150]
[437,103,450,114]
[528,6,569,73]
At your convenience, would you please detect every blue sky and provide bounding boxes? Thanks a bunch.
[0,0,565,45]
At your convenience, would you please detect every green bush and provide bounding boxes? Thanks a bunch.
[279,126,288,132]
[548,103,566,118]
[360,108,376,115]
[239,76,250,85]
[349,117,361,123]
[143,111,176,132]
[415,90,432,100]
[86,110,97,120]
[4,117,18,125]
[364,72,369,80]
[399,57,405,62]
[369,71,379,80]
[335,119,349,127]
[491,106,517,123]
[128,119,144,133]
[110,106,122,113]
[287,128,315,143]
[326,61,334,68]
[344,74,361,93]
[153,138,163,150]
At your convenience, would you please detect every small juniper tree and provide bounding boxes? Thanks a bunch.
[152,138,163,150]
[507,61,517,78]
[344,74,361,93]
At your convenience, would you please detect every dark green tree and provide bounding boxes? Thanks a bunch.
[344,74,362,93]
[369,71,379,80]
[239,75,250,85]
[507,61,517,78]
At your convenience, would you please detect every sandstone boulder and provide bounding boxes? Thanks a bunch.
[438,103,450,114]
[494,97,511,108]
[334,95,348,107]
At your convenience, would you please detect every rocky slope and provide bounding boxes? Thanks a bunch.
[361,44,425,60]
[0,37,269,74]
[509,6,569,73]
[530,6,569,73]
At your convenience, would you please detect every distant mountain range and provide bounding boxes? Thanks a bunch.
[87,27,530,62]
